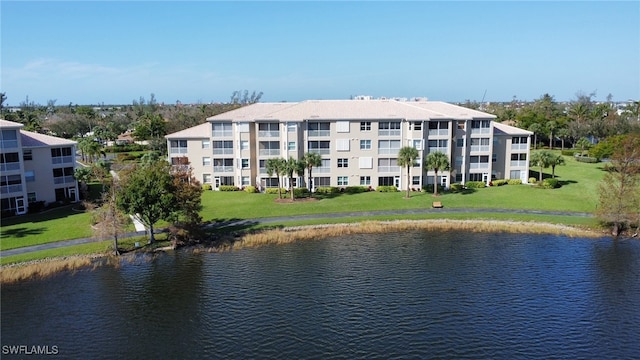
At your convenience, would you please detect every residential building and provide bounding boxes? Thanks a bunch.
[1,119,79,215]
[165,99,532,191]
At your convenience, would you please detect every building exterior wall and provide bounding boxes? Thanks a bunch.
[1,124,28,214]
[165,100,532,192]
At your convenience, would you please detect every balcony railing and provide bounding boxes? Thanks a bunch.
[469,146,490,152]
[314,167,330,173]
[52,156,74,164]
[259,149,281,156]
[53,175,76,185]
[308,149,330,155]
[511,144,528,150]
[378,148,400,155]
[0,163,21,172]
[308,130,330,137]
[0,184,23,194]
[212,130,233,137]
[212,148,234,155]
[378,130,401,137]
[510,160,527,167]
[428,129,449,136]
[470,128,491,135]
[258,131,280,138]
[378,166,400,173]
[469,163,489,169]
[213,166,234,173]
[170,148,188,154]
[428,147,448,154]
[0,140,19,149]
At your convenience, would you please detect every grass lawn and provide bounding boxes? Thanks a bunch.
[1,153,606,254]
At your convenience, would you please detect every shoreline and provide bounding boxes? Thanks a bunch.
[0,219,611,285]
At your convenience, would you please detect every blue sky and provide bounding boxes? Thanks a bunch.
[1,1,639,106]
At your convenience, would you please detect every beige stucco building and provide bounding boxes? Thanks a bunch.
[165,99,532,191]
[1,119,78,215]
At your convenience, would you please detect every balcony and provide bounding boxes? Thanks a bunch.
[511,144,528,151]
[510,160,527,167]
[378,129,401,137]
[428,147,449,154]
[470,128,491,135]
[308,130,331,137]
[0,140,19,149]
[170,148,188,155]
[0,163,21,172]
[469,163,489,170]
[309,149,330,155]
[52,156,74,164]
[378,166,400,173]
[469,146,490,152]
[1,184,23,194]
[314,167,330,174]
[258,131,280,138]
[212,148,234,155]
[378,148,400,155]
[428,129,448,136]
[212,130,232,137]
[213,166,234,173]
[258,149,281,156]
[54,175,76,185]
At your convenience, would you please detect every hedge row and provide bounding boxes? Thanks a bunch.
[575,155,598,163]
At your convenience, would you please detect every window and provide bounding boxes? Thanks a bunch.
[470,120,490,134]
[378,140,401,155]
[410,121,422,131]
[170,140,188,154]
[308,141,330,155]
[241,159,249,169]
[23,149,32,161]
[412,139,423,150]
[336,121,350,133]
[202,140,210,149]
[428,121,449,136]
[360,140,371,150]
[259,141,280,156]
[288,142,296,151]
[457,121,466,130]
[0,174,22,193]
[308,122,330,136]
[511,136,529,150]
[428,139,448,153]
[203,157,211,166]
[378,121,401,136]
[359,157,373,169]
[27,192,37,203]
[0,129,18,148]
[456,138,464,147]
[0,152,20,172]
[213,140,234,155]
[51,147,73,164]
[455,156,463,166]
[360,122,371,131]
[510,170,521,179]
[171,157,189,166]
[237,123,249,133]
[312,177,331,187]
[240,140,249,151]
[23,171,34,182]
[360,176,371,186]
[258,123,280,137]
[378,158,399,173]
[337,158,348,168]
[212,122,232,137]
[315,159,331,173]
[336,139,350,151]
[203,174,212,184]
[510,153,527,167]
[492,154,497,162]
[287,122,297,132]
[242,176,250,186]
[52,167,74,184]
[337,176,349,186]
[469,155,489,169]
[412,176,421,185]
[469,173,485,182]
[213,158,234,172]
[455,173,463,182]
[469,138,490,152]
[378,176,395,186]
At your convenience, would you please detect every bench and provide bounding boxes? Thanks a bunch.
[432,201,443,208]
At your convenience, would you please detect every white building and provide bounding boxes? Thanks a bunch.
[1,119,79,215]
[165,99,532,191]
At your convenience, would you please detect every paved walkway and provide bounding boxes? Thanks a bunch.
[1,208,593,257]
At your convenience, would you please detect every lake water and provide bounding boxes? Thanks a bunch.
[2,231,640,359]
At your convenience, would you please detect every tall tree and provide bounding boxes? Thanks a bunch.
[397,146,419,198]
[575,137,592,156]
[266,158,286,199]
[117,160,178,244]
[596,134,640,236]
[169,164,204,245]
[303,152,323,192]
[530,151,552,182]
[92,178,130,255]
[424,151,450,197]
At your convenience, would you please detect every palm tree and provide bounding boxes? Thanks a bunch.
[575,137,592,156]
[303,152,323,192]
[530,151,552,182]
[549,154,566,178]
[397,146,419,198]
[284,157,304,200]
[556,127,570,151]
[424,151,450,197]
[266,158,286,199]
[546,120,557,150]
[528,123,541,150]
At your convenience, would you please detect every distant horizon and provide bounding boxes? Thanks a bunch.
[2,1,638,106]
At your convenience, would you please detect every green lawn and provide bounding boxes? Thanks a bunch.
[1,153,606,254]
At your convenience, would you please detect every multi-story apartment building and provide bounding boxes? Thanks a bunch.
[165,99,532,191]
[1,119,79,215]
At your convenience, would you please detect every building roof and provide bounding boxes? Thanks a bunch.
[493,122,533,136]
[0,119,25,129]
[165,122,212,139]
[205,99,496,123]
[20,130,77,148]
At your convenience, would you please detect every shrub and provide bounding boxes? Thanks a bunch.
[265,188,282,194]
[344,186,368,194]
[507,179,522,185]
[108,143,148,153]
[376,185,399,192]
[574,155,598,163]
[316,186,340,194]
[293,188,309,197]
[465,181,486,189]
[561,150,575,156]
[244,185,258,193]
[116,153,138,162]
[528,177,537,184]
[202,184,212,191]
[492,179,508,186]
[219,185,239,191]
[450,183,464,192]
[28,201,46,213]
[541,178,560,189]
